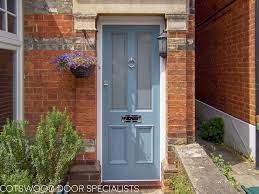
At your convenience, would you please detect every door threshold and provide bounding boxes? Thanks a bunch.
[101,181,161,189]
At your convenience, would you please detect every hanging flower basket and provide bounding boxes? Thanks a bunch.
[52,52,97,78]
[70,66,93,78]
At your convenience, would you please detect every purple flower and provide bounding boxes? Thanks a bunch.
[52,52,97,72]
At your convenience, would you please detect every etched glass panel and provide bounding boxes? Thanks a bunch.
[111,33,128,109]
[136,32,152,109]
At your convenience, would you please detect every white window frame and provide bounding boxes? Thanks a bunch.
[0,0,23,121]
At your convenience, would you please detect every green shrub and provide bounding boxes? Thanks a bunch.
[0,108,82,193]
[201,117,224,143]
[171,170,193,194]
[211,154,240,190]
[0,121,33,185]
[1,170,32,194]
[31,108,82,187]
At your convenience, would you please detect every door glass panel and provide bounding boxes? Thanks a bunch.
[0,49,15,130]
[111,33,128,109]
[136,32,152,110]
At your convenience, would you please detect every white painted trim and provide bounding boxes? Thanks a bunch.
[16,46,24,120]
[0,0,23,121]
[97,16,166,182]
[16,0,23,121]
[196,100,256,159]
[0,42,18,50]
[0,33,22,45]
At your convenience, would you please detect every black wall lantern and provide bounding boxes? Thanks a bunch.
[157,30,168,58]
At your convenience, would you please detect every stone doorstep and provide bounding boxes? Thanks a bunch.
[175,143,239,194]
[69,161,163,193]
[69,159,192,192]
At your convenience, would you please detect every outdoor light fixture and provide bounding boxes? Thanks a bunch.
[157,30,168,58]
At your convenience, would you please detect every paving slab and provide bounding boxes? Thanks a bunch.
[199,139,259,188]
[175,143,239,194]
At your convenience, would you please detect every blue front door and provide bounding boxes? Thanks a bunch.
[102,26,160,181]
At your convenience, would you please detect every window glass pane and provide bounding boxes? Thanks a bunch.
[0,0,5,9]
[7,14,16,33]
[0,11,6,31]
[111,33,128,109]
[136,32,152,110]
[7,0,15,13]
[0,49,15,130]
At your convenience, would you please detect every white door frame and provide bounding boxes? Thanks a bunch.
[0,0,23,121]
[97,16,166,181]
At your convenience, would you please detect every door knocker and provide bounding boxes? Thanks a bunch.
[128,57,136,69]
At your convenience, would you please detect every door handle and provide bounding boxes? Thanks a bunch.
[103,80,109,87]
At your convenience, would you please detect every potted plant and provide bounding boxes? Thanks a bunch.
[52,52,97,78]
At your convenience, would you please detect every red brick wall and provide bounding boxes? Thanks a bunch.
[196,0,234,25]
[196,0,256,125]
[24,2,97,160]
[24,50,76,129]
[166,14,195,164]
[24,1,196,163]
[0,50,14,129]
[24,14,74,38]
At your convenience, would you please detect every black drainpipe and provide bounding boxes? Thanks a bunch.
[256,0,259,169]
